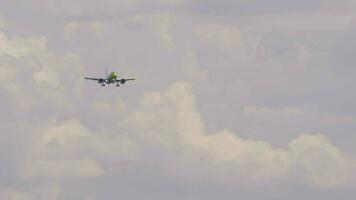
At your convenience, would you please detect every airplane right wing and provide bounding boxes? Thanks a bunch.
[84,77,101,81]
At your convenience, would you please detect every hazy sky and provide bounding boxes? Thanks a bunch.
[1,0,356,199]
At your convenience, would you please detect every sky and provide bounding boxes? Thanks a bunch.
[1,0,356,199]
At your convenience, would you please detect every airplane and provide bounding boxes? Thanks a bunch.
[84,69,135,87]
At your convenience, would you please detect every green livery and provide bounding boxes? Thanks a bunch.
[84,69,135,87]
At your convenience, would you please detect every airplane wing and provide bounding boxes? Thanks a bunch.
[115,78,135,84]
[116,78,135,82]
[84,77,101,81]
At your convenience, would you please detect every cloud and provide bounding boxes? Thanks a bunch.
[151,13,176,50]
[156,0,184,6]
[195,23,243,51]
[0,30,81,90]
[33,67,65,90]
[34,184,62,200]
[23,119,105,179]
[64,20,105,40]
[2,83,35,111]
[0,188,36,200]
[243,105,304,117]
[0,61,18,84]
[40,119,92,147]
[0,12,6,29]
[91,97,130,115]
[289,134,355,187]
[122,13,176,50]
[22,118,135,179]
[0,28,83,88]
[21,0,138,17]
[0,28,84,110]
[25,159,104,179]
[0,31,47,59]
[188,0,354,15]
[85,194,96,200]
[4,77,355,196]
[90,21,105,38]
[19,0,185,21]
[118,82,356,187]
[181,50,208,82]
[63,21,81,39]
[0,58,35,110]
[0,184,62,200]
[16,82,348,186]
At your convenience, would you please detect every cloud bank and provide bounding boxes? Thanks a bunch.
[16,82,355,190]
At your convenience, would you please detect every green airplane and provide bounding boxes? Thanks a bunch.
[84,69,135,87]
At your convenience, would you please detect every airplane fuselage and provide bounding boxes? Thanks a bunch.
[105,72,119,84]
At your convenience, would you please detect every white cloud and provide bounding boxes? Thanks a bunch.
[25,159,104,179]
[289,134,355,187]
[0,188,36,200]
[33,67,65,90]
[34,184,62,200]
[63,21,80,39]
[0,28,83,86]
[0,12,6,29]
[155,0,184,6]
[40,119,92,147]
[122,13,176,50]
[22,0,139,17]
[85,194,96,200]
[243,105,304,117]
[2,83,35,111]
[8,80,354,187]
[0,31,47,59]
[0,28,84,110]
[23,119,104,179]
[151,13,176,50]
[22,118,135,179]
[181,50,208,82]
[118,82,356,186]
[64,20,105,40]
[63,11,178,51]
[92,97,129,115]
[0,184,62,200]
[0,62,18,84]
[195,23,243,51]
[90,21,105,38]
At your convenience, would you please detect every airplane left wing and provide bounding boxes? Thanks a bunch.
[116,78,135,84]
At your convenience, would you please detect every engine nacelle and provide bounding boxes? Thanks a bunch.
[120,79,126,84]
[98,79,105,84]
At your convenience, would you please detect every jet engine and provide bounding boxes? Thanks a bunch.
[120,79,126,84]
